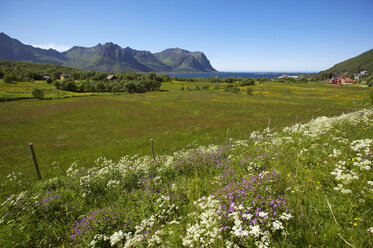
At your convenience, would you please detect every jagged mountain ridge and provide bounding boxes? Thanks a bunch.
[154,48,216,73]
[0,32,216,73]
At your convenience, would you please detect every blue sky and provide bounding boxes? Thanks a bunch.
[0,0,372,72]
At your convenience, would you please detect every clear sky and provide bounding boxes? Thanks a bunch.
[0,0,372,72]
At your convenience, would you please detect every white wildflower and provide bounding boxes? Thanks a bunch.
[110,230,124,246]
[279,212,292,221]
[249,225,261,237]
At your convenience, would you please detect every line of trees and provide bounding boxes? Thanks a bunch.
[0,60,170,93]
[55,76,163,94]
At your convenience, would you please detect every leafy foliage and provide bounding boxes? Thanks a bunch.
[3,73,17,83]
[246,87,253,95]
[31,88,45,99]
[224,84,240,93]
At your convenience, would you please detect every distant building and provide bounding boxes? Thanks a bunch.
[354,71,368,79]
[43,76,51,80]
[278,74,289,78]
[330,76,355,85]
[60,74,72,81]
[106,75,117,80]
[341,77,355,84]
[278,74,298,79]
[331,77,341,85]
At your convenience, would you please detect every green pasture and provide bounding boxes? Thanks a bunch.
[0,79,370,193]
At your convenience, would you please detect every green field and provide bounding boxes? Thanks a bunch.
[0,80,370,192]
[1,79,373,247]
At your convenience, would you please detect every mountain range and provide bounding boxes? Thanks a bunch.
[0,32,217,73]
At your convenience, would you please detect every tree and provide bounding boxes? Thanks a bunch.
[3,73,17,83]
[54,81,61,89]
[246,87,254,95]
[32,88,45,99]
[52,72,61,80]
[124,81,137,93]
[224,84,240,93]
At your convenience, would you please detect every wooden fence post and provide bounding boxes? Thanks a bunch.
[268,119,271,130]
[295,116,298,125]
[226,128,229,146]
[29,143,42,180]
[150,139,155,161]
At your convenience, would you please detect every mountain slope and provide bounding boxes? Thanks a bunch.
[0,32,217,73]
[122,47,172,72]
[0,32,67,64]
[64,43,154,72]
[321,49,373,74]
[154,48,217,72]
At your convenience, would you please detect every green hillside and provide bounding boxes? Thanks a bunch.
[321,49,373,74]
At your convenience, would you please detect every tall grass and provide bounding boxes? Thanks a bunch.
[0,109,372,247]
[0,81,369,192]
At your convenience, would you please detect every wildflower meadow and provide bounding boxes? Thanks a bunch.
[1,109,372,247]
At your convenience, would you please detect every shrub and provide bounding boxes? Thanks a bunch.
[180,87,184,91]
[201,85,209,90]
[32,88,45,99]
[46,78,52,84]
[370,89,373,104]
[54,81,61,89]
[239,79,255,86]
[124,81,137,93]
[195,86,201,91]
[224,84,240,93]
[60,79,78,92]
[3,73,17,83]
[246,87,254,95]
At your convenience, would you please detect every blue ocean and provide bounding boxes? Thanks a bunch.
[168,72,313,79]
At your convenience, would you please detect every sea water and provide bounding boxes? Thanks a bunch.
[168,72,313,79]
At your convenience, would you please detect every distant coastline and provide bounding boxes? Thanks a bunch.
[168,72,314,79]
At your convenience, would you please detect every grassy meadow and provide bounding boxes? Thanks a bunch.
[0,80,370,193]
[0,79,373,247]
[0,106,372,247]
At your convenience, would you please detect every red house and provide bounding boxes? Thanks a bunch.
[331,78,341,85]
